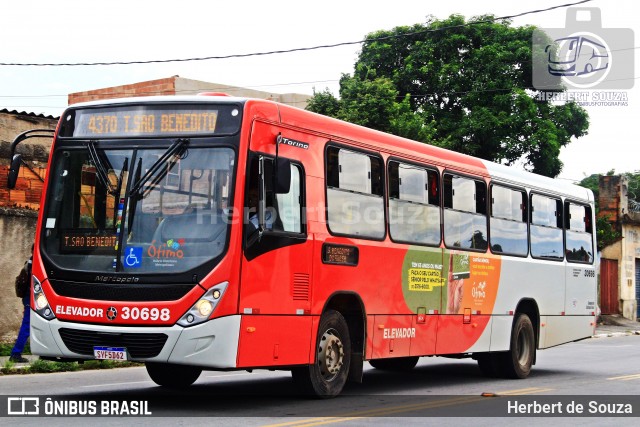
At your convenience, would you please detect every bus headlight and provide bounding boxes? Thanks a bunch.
[177,281,228,327]
[32,276,55,320]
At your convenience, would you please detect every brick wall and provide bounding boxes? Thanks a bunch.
[68,77,178,105]
[0,111,57,210]
[0,164,47,209]
[598,175,622,224]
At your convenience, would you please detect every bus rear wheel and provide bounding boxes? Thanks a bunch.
[145,362,202,388]
[369,356,419,371]
[504,313,535,379]
[292,309,351,398]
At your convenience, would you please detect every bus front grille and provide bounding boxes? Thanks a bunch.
[59,328,168,358]
[49,280,195,301]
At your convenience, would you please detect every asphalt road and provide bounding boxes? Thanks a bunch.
[2,333,640,425]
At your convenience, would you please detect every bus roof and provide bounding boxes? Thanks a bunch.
[65,95,592,202]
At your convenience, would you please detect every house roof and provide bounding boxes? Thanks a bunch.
[0,108,59,120]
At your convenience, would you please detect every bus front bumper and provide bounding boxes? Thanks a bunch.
[29,311,240,369]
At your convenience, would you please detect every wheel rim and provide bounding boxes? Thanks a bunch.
[516,326,533,366]
[318,327,345,382]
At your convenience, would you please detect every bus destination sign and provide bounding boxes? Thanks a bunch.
[322,244,359,266]
[60,230,118,254]
[73,108,220,137]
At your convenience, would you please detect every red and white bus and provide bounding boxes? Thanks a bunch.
[9,94,597,397]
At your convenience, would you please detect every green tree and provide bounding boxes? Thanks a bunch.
[307,15,589,177]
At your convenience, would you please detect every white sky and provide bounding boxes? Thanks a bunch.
[1,0,637,182]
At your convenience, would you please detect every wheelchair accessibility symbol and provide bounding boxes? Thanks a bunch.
[124,247,143,268]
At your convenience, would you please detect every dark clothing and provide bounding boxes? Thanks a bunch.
[12,255,32,360]
[11,294,30,357]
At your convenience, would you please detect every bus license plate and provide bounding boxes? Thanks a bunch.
[94,346,127,361]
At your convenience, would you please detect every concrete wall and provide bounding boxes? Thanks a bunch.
[0,110,56,341]
[0,209,37,341]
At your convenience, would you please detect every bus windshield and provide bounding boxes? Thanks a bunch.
[42,143,235,275]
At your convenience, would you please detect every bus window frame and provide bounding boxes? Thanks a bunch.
[243,151,308,243]
[488,182,530,258]
[386,156,442,247]
[529,191,565,262]
[442,170,489,253]
[324,142,387,242]
[563,199,595,265]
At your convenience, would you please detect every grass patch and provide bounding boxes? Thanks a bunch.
[27,359,81,373]
[1,358,141,375]
[0,341,31,356]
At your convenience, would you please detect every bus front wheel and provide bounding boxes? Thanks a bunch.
[292,309,351,398]
[145,362,202,388]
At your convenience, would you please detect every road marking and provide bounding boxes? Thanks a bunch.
[495,387,554,395]
[261,396,487,427]
[608,373,640,381]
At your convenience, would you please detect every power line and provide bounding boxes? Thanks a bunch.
[0,0,593,67]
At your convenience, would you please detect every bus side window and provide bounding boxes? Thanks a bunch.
[490,185,528,256]
[325,146,385,239]
[530,194,564,260]
[246,156,304,235]
[565,202,593,264]
[275,163,303,233]
[388,161,440,246]
[443,173,488,251]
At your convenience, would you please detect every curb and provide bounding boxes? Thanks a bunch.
[592,330,640,338]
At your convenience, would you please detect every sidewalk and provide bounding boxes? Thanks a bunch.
[593,314,640,338]
[2,316,638,369]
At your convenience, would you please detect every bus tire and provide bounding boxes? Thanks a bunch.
[369,356,419,371]
[504,313,535,379]
[292,309,351,398]
[145,362,202,388]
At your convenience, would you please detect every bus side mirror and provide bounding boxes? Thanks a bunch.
[7,154,22,189]
[275,157,291,194]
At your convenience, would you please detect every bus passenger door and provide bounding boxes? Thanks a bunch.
[237,155,314,368]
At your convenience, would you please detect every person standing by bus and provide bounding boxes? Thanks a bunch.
[10,248,33,363]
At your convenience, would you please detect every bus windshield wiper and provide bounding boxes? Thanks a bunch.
[113,157,129,221]
[127,158,142,241]
[86,140,117,195]
[129,138,190,199]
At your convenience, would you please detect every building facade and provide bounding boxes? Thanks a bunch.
[599,175,640,321]
[0,109,57,340]
[68,76,311,108]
